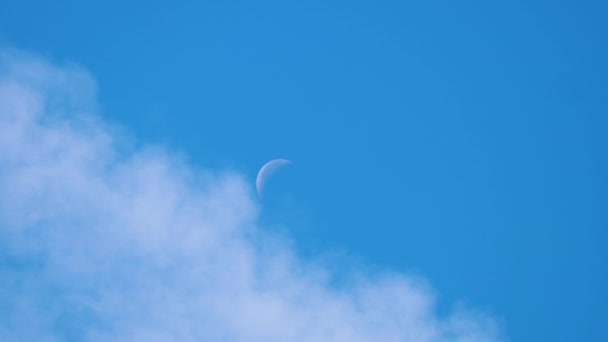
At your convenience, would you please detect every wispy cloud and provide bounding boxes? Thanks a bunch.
[0,50,504,341]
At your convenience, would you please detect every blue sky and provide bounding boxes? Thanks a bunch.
[1,1,606,341]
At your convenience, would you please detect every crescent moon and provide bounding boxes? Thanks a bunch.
[256,159,293,198]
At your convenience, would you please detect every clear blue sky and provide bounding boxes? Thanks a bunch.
[1,1,606,340]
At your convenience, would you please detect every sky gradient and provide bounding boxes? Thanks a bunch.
[1,1,607,341]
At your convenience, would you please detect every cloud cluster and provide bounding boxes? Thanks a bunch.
[0,50,504,341]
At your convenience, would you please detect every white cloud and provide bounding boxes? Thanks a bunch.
[0,50,505,342]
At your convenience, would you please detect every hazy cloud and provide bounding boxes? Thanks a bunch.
[0,50,504,342]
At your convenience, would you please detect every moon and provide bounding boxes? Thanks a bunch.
[256,159,293,198]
